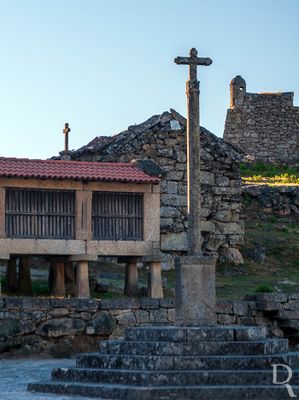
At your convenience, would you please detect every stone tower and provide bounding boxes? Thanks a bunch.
[230,75,246,109]
[224,76,299,164]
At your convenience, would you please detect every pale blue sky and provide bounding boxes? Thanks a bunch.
[0,0,298,159]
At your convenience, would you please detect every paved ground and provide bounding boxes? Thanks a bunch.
[0,358,96,400]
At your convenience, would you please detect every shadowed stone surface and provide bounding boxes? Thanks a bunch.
[28,325,299,399]
[175,255,217,326]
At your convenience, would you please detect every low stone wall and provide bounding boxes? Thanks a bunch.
[1,294,299,357]
[242,185,299,216]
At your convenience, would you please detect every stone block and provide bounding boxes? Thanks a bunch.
[140,298,159,310]
[285,300,299,311]
[32,311,48,322]
[167,309,175,322]
[166,171,184,181]
[278,310,299,320]
[20,321,36,334]
[216,301,233,314]
[175,255,217,326]
[217,314,236,324]
[22,297,51,311]
[256,300,282,311]
[100,299,140,310]
[201,221,215,232]
[213,210,232,222]
[167,181,178,194]
[49,308,69,317]
[232,301,249,316]
[244,293,287,302]
[5,297,23,310]
[135,310,150,324]
[117,312,136,326]
[87,312,115,335]
[160,206,180,218]
[229,235,244,245]
[0,319,23,338]
[37,318,86,338]
[161,232,187,251]
[215,222,244,235]
[200,171,215,185]
[161,194,187,207]
[149,309,168,323]
[215,175,230,186]
[159,299,175,309]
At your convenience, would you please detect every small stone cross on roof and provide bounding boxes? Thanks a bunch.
[63,123,71,153]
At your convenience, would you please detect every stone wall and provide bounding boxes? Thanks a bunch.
[71,109,244,267]
[2,294,299,357]
[224,75,299,164]
[242,185,299,216]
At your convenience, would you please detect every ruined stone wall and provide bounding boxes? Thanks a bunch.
[73,110,244,267]
[224,76,299,164]
[2,294,299,357]
[242,185,299,217]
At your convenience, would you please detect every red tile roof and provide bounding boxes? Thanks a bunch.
[0,157,160,184]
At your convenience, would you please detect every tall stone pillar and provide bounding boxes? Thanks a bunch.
[147,261,163,299]
[124,258,139,297]
[51,262,65,297]
[175,48,217,326]
[76,261,90,298]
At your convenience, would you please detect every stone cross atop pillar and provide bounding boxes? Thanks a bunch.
[63,123,71,153]
[174,48,217,326]
[175,48,212,255]
[60,123,72,161]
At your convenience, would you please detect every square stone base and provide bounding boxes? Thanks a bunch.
[175,255,217,326]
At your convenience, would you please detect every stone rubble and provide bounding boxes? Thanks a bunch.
[242,184,299,216]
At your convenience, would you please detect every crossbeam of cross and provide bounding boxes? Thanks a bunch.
[175,48,212,81]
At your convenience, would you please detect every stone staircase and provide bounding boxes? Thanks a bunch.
[28,325,299,399]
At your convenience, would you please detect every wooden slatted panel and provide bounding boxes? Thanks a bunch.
[5,188,75,239]
[92,192,143,240]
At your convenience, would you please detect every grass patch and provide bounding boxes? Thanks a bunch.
[241,161,299,185]
[255,284,274,293]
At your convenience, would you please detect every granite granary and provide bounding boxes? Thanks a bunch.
[69,110,244,268]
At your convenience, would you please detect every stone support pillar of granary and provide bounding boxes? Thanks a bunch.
[6,257,18,292]
[147,261,163,299]
[51,260,66,297]
[69,255,97,298]
[18,256,33,296]
[123,257,139,297]
[76,261,90,298]
[65,261,76,297]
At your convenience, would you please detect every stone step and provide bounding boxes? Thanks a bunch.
[28,381,299,399]
[99,338,288,356]
[76,351,299,370]
[124,325,268,342]
[52,367,299,386]
[279,319,299,329]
